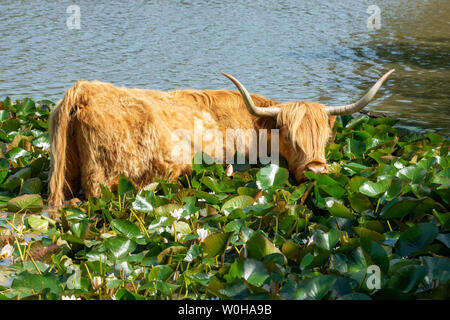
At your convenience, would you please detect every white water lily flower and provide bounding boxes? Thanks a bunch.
[175,233,184,241]
[16,224,25,233]
[253,197,265,205]
[199,208,207,217]
[61,295,81,300]
[301,236,313,246]
[92,276,103,290]
[0,244,13,259]
[225,164,233,176]
[157,226,171,234]
[170,208,184,220]
[197,228,210,242]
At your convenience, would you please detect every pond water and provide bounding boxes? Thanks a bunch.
[0,0,449,135]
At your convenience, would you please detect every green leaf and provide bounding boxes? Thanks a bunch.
[354,227,385,243]
[385,179,402,201]
[347,176,368,193]
[289,184,308,202]
[7,194,43,213]
[184,245,202,262]
[221,195,254,213]
[348,193,373,212]
[256,164,289,189]
[148,265,173,281]
[19,177,42,195]
[395,223,438,257]
[246,233,285,263]
[312,229,342,251]
[426,131,444,143]
[359,179,391,197]
[342,162,370,175]
[131,194,154,212]
[338,293,371,300]
[104,237,137,258]
[27,215,49,233]
[380,197,425,219]
[295,275,336,300]
[420,256,450,284]
[360,238,389,273]
[320,184,346,198]
[397,166,426,184]
[326,200,354,219]
[388,265,426,293]
[157,246,187,264]
[11,271,61,295]
[436,233,450,248]
[111,219,142,239]
[345,115,370,130]
[0,158,10,184]
[18,98,36,116]
[345,138,366,158]
[194,190,220,205]
[147,216,170,233]
[202,232,233,258]
[70,221,88,239]
[118,175,136,197]
[230,258,269,286]
[432,169,450,189]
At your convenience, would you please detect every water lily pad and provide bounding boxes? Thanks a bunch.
[202,232,233,258]
[388,265,426,293]
[27,214,49,232]
[229,258,269,286]
[312,229,342,251]
[326,200,354,219]
[359,179,391,197]
[379,197,424,219]
[395,223,438,257]
[7,194,43,212]
[132,194,154,212]
[104,237,137,258]
[111,219,142,239]
[221,195,254,213]
[118,175,136,197]
[246,233,285,263]
[11,271,61,295]
[256,164,289,189]
[360,238,389,273]
[294,275,336,300]
[19,177,42,195]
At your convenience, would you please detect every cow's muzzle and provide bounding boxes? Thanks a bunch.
[304,160,328,175]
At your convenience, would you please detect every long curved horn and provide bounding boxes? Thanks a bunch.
[221,72,281,117]
[324,69,395,115]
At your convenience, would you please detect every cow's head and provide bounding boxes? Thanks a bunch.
[222,69,394,181]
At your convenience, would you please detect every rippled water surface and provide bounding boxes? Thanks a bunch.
[0,0,449,134]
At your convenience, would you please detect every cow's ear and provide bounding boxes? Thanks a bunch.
[328,115,337,144]
[256,116,277,129]
[328,115,337,130]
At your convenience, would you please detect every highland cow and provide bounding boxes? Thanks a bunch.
[48,70,394,207]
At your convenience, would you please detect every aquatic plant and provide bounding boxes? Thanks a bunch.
[0,97,448,300]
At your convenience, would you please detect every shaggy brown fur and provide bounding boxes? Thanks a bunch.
[48,80,335,207]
